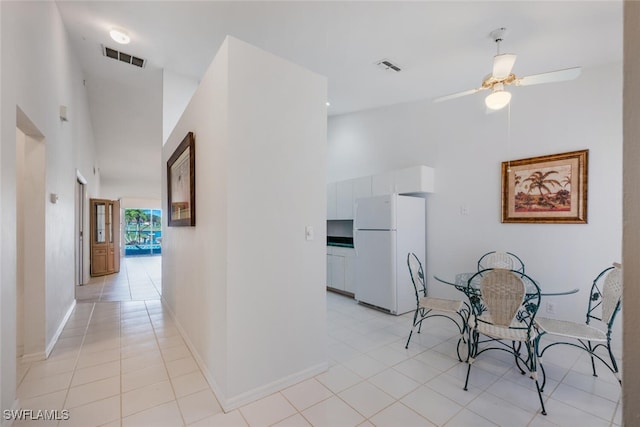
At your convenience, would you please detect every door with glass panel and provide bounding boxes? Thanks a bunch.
[90,198,120,276]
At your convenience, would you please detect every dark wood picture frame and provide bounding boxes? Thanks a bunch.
[501,149,588,224]
[167,132,196,226]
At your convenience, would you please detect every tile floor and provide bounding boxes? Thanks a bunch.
[14,256,621,426]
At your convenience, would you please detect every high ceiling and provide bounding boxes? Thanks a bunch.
[55,1,623,198]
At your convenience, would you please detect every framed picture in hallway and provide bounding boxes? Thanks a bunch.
[501,149,588,224]
[167,131,196,226]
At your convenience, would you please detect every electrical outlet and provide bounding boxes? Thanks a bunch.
[546,301,555,314]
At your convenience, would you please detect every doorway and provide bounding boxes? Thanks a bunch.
[76,173,87,286]
[16,107,46,365]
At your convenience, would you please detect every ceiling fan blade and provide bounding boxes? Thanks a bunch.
[516,67,582,86]
[493,54,517,79]
[433,87,485,103]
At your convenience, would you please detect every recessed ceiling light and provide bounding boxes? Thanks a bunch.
[109,28,130,45]
[326,102,331,107]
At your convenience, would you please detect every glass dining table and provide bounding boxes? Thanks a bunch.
[434,272,580,297]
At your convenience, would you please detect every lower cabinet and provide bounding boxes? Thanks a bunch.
[327,246,356,296]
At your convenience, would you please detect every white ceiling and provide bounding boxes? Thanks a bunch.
[55,1,623,198]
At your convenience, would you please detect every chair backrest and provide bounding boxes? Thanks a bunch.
[588,264,623,328]
[480,269,526,326]
[478,251,525,274]
[469,268,540,330]
[407,252,426,300]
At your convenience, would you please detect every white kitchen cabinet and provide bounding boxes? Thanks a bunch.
[344,255,356,294]
[336,180,353,219]
[326,246,356,295]
[394,165,435,194]
[328,254,346,291]
[327,183,337,219]
[328,176,372,220]
[327,167,432,220]
[371,165,435,196]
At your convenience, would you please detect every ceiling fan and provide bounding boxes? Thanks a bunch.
[434,28,582,111]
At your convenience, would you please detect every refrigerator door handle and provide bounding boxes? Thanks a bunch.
[354,230,359,257]
[353,201,358,256]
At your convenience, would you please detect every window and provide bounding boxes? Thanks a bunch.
[124,208,162,256]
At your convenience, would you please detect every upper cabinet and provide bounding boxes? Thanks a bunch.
[327,176,374,220]
[394,165,435,194]
[336,180,354,219]
[327,183,338,219]
[327,165,434,219]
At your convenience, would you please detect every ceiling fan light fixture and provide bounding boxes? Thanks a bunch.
[109,28,130,45]
[485,86,511,110]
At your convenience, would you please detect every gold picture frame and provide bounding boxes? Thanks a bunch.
[501,149,588,224]
[167,132,195,226]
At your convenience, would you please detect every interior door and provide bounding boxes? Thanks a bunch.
[90,199,108,276]
[90,198,120,276]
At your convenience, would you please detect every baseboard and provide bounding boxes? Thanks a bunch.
[2,398,21,427]
[45,299,76,358]
[221,361,328,412]
[20,351,46,364]
[159,296,328,412]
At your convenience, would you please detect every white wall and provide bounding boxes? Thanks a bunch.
[162,36,327,410]
[623,1,640,424]
[162,69,199,145]
[120,197,161,209]
[1,1,98,414]
[328,62,622,344]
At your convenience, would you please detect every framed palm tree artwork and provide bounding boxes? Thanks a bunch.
[501,150,588,223]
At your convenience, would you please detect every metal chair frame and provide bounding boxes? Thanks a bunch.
[536,265,622,391]
[477,251,526,274]
[463,268,547,415]
[405,253,469,361]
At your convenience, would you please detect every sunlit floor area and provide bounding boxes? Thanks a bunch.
[76,256,162,302]
[15,256,621,426]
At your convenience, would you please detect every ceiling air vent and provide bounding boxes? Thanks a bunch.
[376,59,402,73]
[102,45,146,68]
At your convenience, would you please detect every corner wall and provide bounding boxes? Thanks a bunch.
[328,62,622,343]
[162,36,327,410]
[1,1,98,414]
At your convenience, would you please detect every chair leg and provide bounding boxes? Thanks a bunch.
[513,341,526,375]
[535,378,547,415]
[405,329,414,349]
[607,340,620,379]
[527,342,547,415]
[464,362,472,391]
[405,309,420,349]
[464,331,478,391]
[587,340,598,377]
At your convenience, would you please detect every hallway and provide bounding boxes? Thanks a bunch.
[13,256,622,426]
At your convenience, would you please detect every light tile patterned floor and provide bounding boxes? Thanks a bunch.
[14,256,622,426]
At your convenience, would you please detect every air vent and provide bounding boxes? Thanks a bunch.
[376,59,402,73]
[102,45,146,68]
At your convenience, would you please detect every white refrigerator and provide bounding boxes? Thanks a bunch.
[353,194,426,315]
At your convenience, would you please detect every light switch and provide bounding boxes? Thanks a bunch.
[305,226,314,241]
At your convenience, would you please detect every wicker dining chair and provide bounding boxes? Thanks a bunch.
[477,251,525,273]
[464,268,547,415]
[535,263,622,391]
[405,253,468,361]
